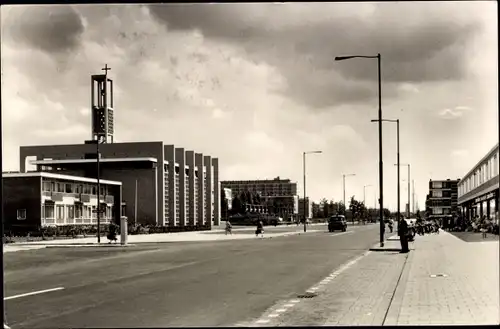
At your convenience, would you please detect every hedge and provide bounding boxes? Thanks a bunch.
[4,223,213,240]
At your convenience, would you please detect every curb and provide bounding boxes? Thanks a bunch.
[45,244,137,248]
[369,247,401,252]
[16,231,311,247]
[383,246,414,326]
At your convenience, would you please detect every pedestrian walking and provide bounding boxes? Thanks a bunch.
[107,222,118,243]
[225,220,232,235]
[480,218,488,239]
[398,217,410,253]
[255,220,264,238]
[388,218,394,233]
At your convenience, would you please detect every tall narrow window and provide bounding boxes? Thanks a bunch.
[17,209,26,220]
[56,205,65,224]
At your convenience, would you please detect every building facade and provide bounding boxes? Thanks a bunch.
[425,179,460,224]
[221,177,298,219]
[458,144,499,223]
[298,197,312,220]
[2,172,122,233]
[19,142,220,229]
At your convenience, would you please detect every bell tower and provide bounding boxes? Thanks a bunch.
[91,64,114,143]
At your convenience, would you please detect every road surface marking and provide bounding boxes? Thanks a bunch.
[251,251,372,326]
[329,231,354,237]
[4,287,64,301]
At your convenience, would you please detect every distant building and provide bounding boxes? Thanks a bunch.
[298,198,312,220]
[458,144,499,223]
[2,172,122,233]
[221,177,298,219]
[221,177,297,197]
[425,179,460,224]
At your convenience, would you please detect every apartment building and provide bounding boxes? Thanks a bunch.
[221,177,297,197]
[458,144,499,223]
[2,172,122,233]
[221,177,298,218]
[425,179,460,224]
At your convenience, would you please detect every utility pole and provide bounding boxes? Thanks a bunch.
[412,179,415,215]
[134,179,138,226]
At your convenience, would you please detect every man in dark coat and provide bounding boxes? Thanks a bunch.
[398,217,410,253]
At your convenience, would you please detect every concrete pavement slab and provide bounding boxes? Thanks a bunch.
[384,230,499,325]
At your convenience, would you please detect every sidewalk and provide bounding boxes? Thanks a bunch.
[385,231,499,325]
[247,230,499,326]
[4,226,326,250]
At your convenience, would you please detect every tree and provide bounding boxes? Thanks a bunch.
[383,208,391,220]
[319,198,328,218]
[231,195,243,214]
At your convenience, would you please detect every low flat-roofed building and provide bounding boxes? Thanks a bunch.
[458,143,499,223]
[2,171,122,233]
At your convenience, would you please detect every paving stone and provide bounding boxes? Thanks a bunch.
[388,231,499,325]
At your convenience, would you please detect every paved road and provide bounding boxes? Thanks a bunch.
[5,224,380,328]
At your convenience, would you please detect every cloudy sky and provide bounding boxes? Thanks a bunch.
[1,2,498,210]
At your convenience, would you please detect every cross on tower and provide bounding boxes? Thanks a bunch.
[102,64,111,75]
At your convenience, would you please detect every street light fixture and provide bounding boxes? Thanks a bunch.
[337,53,384,247]
[342,173,356,211]
[303,150,322,233]
[363,184,372,205]
[372,118,400,233]
[396,163,411,218]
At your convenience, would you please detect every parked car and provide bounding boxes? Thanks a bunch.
[328,215,347,232]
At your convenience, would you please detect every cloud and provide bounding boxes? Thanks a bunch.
[148,2,485,110]
[438,105,472,119]
[451,149,469,158]
[398,83,420,94]
[3,5,84,54]
[1,3,497,210]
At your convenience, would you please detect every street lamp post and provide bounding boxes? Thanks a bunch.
[303,151,322,233]
[372,119,400,233]
[343,173,356,216]
[363,185,372,205]
[336,53,384,247]
[397,164,411,218]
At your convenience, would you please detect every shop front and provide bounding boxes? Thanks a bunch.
[460,190,498,224]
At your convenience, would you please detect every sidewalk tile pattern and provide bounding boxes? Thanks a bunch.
[393,232,499,325]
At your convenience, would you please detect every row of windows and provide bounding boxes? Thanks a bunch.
[42,180,111,196]
[39,204,113,225]
[459,152,499,197]
[163,164,211,178]
[430,190,452,198]
[431,207,451,215]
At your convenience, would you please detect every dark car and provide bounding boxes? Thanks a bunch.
[328,215,347,232]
